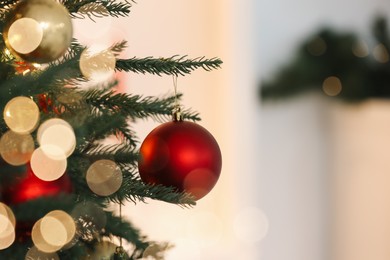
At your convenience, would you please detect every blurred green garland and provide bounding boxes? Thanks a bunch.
[260,16,390,101]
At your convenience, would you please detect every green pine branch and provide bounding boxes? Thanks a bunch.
[84,89,201,122]
[110,40,128,56]
[116,56,223,76]
[50,39,85,67]
[114,125,139,147]
[74,112,129,148]
[0,56,82,102]
[12,195,77,222]
[79,144,139,165]
[104,212,149,257]
[0,45,222,100]
[64,0,133,19]
[66,152,196,207]
[117,174,196,206]
[67,155,196,207]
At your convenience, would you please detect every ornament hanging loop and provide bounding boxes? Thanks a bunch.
[173,106,183,122]
[172,75,183,122]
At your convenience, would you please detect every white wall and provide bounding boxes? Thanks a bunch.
[329,100,390,260]
[259,1,390,260]
[260,94,329,260]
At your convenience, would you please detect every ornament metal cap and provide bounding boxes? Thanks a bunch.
[172,106,183,122]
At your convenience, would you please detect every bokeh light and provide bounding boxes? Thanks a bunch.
[32,210,76,253]
[352,40,369,58]
[37,118,76,158]
[307,37,327,56]
[79,46,116,82]
[86,159,123,196]
[4,96,40,134]
[43,210,76,246]
[0,223,15,250]
[373,43,389,63]
[25,246,60,260]
[40,216,67,248]
[7,18,43,54]
[183,168,218,200]
[0,203,16,250]
[30,146,67,181]
[51,211,75,244]
[0,214,14,251]
[233,207,269,244]
[0,130,34,166]
[0,203,15,233]
[322,76,342,96]
[32,219,62,253]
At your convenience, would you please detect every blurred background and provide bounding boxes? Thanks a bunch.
[75,0,390,259]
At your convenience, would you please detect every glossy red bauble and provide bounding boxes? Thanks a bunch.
[1,163,73,205]
[0,162,73,242]
[138,120,222,200]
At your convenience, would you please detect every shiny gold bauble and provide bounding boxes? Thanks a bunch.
[3,0,73,63]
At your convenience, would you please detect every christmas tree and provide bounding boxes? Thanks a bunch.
[260,16,390,101]
[0,0,222,259]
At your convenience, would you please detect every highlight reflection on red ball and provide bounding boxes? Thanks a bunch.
[138,121,222,200]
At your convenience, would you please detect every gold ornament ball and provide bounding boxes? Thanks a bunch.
[3,0,73,63]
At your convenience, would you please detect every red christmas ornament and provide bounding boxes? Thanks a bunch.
[36,93,62,114]
[1,163,73,205]
[138,119,222,200]
[0,162,72,242]
[14,61,38,75]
